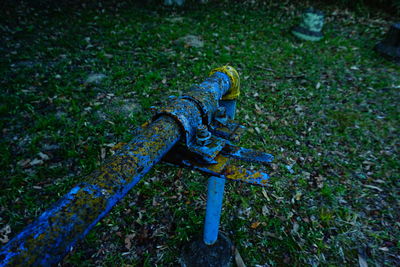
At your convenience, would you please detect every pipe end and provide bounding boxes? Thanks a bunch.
[209,65,240,100]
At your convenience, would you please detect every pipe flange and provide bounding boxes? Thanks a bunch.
[182,85,219,125]
[153,98,202,146]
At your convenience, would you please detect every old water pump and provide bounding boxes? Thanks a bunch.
[0,66,273,266]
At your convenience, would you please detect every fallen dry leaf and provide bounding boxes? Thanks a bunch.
[124,234,135,250]
[251,221,261,229]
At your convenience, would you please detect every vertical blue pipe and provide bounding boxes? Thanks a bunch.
[203,175,226,245]
[203,100,236,245]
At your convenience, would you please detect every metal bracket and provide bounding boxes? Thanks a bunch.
[161,105,274,187]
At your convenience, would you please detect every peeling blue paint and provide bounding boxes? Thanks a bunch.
[221,143,274,164]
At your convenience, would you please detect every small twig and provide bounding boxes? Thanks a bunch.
[284,74,306,79]
[254,65,276,73]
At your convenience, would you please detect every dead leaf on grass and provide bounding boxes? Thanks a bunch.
[251,221,261,229]
[124,234,135,250]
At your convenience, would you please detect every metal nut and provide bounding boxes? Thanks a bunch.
[196,125,211,145]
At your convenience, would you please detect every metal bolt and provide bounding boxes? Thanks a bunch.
[196,125,211,145]
[197,125,208,136]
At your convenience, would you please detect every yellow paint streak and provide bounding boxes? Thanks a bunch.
[207,155,230,173]
[209,65,240,100]
[224,165,248,181]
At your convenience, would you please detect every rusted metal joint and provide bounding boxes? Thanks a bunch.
[153,71,231,146]
[153,97,203,145]
[155,67,274,183]
[182,85,219,125]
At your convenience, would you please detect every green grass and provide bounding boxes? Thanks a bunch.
[1,0,399,266]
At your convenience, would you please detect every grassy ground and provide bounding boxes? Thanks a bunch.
[1,0,399,266]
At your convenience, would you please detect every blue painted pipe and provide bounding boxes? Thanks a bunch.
[0,117,182,266]
[204,176,226,245]
[0,71,233,266]
[203,100,236,245]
